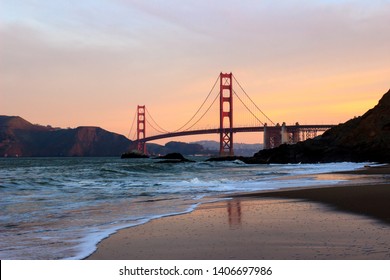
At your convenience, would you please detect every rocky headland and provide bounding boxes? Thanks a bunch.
[0,116,133,157]
[253,89,390,163]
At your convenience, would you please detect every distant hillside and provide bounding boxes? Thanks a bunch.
[146,140,263,156]
[192,140,262,157]
[0,116,133,157]
[147,141,210,156]
[253,89,390,163]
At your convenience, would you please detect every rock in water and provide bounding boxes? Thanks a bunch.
[155,153,194,163]
[121,151,149,159]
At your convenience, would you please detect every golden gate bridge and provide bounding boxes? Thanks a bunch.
[128,73,334,156]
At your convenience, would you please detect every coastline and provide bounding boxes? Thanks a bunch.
[86,165,390,260]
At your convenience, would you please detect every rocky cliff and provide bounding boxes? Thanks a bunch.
[0,116,133,157]
[253,89,390,163]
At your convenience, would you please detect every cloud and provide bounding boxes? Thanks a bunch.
[1,0,389,137]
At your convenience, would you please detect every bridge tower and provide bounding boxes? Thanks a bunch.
[137,105,147,154]
[219,72,234,156]
[263,123,282,149]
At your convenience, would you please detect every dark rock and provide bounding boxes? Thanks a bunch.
[254,89,390,163]
[155,152,194,163]
[206,156,244,162]
[206,156,267,164]
[121,151,149,159]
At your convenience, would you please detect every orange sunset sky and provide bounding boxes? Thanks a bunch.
[1,0,390,144]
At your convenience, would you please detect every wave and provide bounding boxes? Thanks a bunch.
[68,202,203,260]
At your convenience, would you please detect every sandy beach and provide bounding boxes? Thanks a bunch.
[87,165,390,260]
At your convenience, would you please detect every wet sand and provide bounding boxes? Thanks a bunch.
[86,165,390,260]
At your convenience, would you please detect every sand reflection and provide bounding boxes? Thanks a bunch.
[227,200,242,229]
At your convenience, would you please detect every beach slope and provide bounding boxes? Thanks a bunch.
[87,167,390,260]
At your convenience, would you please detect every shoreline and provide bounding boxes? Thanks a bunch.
[86,165,390,260]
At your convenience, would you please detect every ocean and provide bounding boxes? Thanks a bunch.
[0,157,370,260]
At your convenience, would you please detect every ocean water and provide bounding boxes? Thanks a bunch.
[0,157,370,260]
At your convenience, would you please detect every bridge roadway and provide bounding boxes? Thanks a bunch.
[141,124,335,142]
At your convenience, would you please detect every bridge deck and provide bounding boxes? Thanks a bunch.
[141,125,334,142]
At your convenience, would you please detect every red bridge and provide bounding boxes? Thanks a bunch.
[128,73,334,155]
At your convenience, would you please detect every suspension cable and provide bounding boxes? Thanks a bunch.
[183,90,220,131]
[145,108,170,133]
[145,118,169,134]
[233,90,264,126]
[127,111,137,139]
[232,74,275,125]
[173,74,220,132]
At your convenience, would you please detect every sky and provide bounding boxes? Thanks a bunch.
[1,0,390,144]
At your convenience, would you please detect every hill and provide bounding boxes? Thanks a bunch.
[192,140,262,156]
[253,89,390,163]
[0,116,133,157]
[147,141,209,156]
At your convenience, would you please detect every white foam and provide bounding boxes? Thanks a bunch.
[68,203,202,260]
